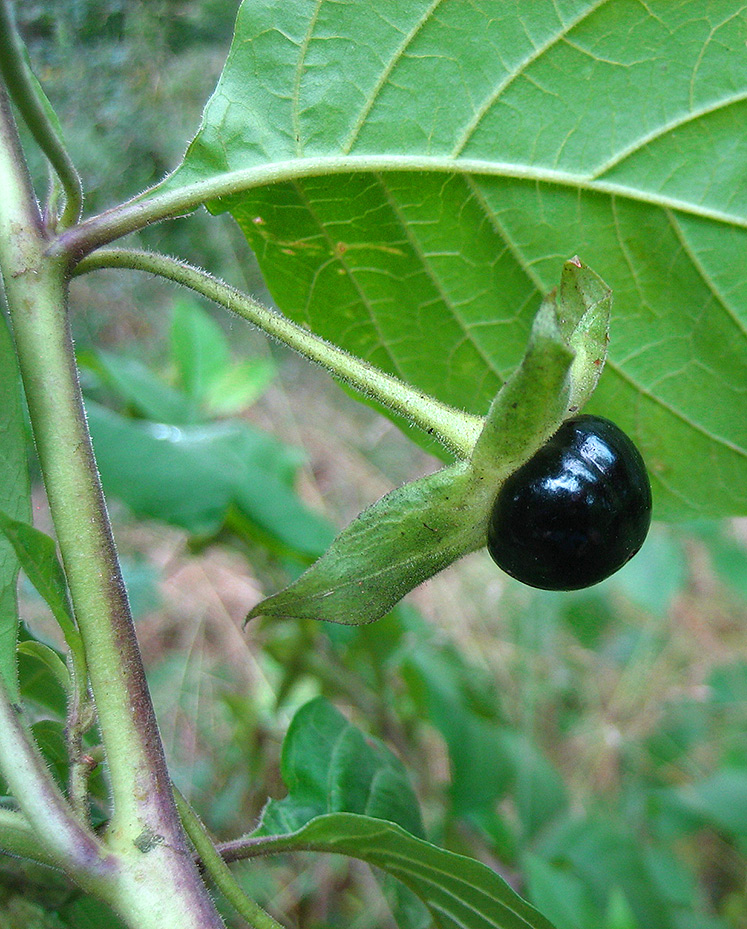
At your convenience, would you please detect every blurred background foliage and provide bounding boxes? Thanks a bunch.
[3,2,746,928]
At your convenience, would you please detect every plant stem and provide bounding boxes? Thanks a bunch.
[74,248,484,457]
[0,84,225,929]
[175,790,287,929]
[0,0,82,227]
[0,674,109,876]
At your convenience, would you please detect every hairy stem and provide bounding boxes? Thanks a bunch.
[0,0,82,227]
[0,673,110,876]
[0,84,225,929]
[175,790,287,929]
[74,248,483,457]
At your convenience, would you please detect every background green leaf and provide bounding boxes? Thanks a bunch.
[0,312,31,694]
[86,400,332,556]
[256,696,424,838]
[164,0,747,519]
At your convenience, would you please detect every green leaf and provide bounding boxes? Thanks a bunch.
[163,0,747,519]
[0,311,31,694]
[56,895,128,929]
[402,646,511,815]
[677,768,747,838]
[248,460,485,624]
[203,357,276,416]
[0,512,80,657]
[603,890,639,929]
[256,696,424,839]
[17,626,68,718]
[16,640,70,694]
[249,812,556,929]
[85,400,332,556]
[537,819,675,929]
[523,854,599,929]
[84,349,197,425]
[170,298,230,403]
[249,259,608,624]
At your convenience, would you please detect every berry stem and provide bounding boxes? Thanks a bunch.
[74,247,484,457]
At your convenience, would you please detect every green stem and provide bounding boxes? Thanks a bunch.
[0,84,225,929]
[74,248,483,457]
[0,0,83,227]
[174,790,287,929]
[0,673,111,877]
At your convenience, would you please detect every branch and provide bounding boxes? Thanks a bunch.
[174,790,287,929]
[74,248,483,457]
[0,0,83,227]
[0,674,110,876]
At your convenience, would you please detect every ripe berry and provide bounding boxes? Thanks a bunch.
[487,415,651,590]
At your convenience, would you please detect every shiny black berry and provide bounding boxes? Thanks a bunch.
[487,415,652,591]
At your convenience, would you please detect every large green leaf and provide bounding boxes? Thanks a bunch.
[161,0,747,519]
[0,312,31,694]
[246,812,556,929]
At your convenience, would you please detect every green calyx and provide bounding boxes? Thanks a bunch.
[247,257,611,626]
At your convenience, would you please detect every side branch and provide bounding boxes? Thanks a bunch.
[0,0,83,227]
[74,248,483,457]
[0,674,110,877]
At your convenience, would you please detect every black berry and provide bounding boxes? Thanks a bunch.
[487,415,652,590]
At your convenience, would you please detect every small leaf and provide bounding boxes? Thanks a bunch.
[248,461,487,624]
[86,350,196,424]
[203,358,276,416]
[0,512,82,661]
[678,768,747,838]
[523,854,599,929]
[246,813,556,929]
[471,258,610,474]
[170,299,230,403]
[16,640,71,694]
[256,696,424,838]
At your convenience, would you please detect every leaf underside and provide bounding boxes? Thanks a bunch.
[162,0,747,519]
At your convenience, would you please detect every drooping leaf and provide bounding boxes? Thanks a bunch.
[255,696,424,838]
[245,813,556,929]
[0,311,31,694]
[160,0,747,519]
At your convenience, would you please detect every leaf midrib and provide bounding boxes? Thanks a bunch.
[164,155,747,232]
